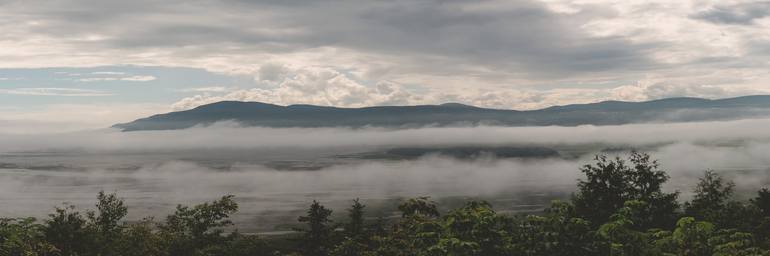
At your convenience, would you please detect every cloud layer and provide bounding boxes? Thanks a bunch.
[3,0,770,112]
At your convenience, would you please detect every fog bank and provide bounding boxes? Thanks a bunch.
[2,119,770,153]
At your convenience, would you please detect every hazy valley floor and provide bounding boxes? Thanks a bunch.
[3,120,770,233]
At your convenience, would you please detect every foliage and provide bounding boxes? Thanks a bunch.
[158,194,239,255]
[43,205,90,256]
[0,217,57,256]
[684,170,736,226]
[573,152,679,229]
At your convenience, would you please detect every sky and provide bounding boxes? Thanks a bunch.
[2,0,770,130]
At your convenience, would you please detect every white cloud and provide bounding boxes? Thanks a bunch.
[0,88,112,96]
[120,75,156,81]
[178,86,229,93]
[91,71,126,75]
[172,66,422,110]
[79,75,156,82]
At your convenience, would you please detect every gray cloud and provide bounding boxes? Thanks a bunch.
[692,1,770,25]
[0,0,654,78]
[3,0,770,110]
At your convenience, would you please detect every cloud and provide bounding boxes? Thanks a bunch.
[178,86,229,93]
[4,118,770,152]
[91,71,126,75]
[691,1,770,25]
[79,75,156,82]
[0,88,112,96]
[1,0,770,108]
[0,1,653,84]
[170,63,770,110]
[172,66,422,110]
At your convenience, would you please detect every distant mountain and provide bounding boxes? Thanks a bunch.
[113,95,770,131]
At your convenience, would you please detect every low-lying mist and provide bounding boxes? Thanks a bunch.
[3,118,770,152]
[2,119,770,232]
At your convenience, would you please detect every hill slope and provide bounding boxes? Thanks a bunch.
[113,95,770,131]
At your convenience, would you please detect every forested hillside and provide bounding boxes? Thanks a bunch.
[113,96,770,131]
[4,152,770,255]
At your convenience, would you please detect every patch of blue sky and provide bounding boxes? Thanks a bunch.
[0,66,254,107]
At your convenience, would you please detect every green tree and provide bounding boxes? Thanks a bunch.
[670,217,714,256]
[367,197,443,255]
[513,201,596,256]
[709,229,768,256]
[113,218,167,256]
[753,188,770,217]
[398,197,440,218]
[296,200,334,256]
[331,199,369,256]
[684,171,735,225]
[221,232,276,256]
[0,217,57,256]
[597,201,659,256]
[44,205,90,256]
[86,191,128,255]
[159,195,239,256]
[572,152,679,229]
[344,198,366,240]
[437,201,512,256]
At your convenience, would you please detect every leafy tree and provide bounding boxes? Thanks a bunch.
[597,201,659,256]
[43,205,91,256]
[330,237,370,256]
[86,191,128,255]
[398,197,440,218]
[296,200,334,256]
[513,201,596,256]
[221,232,276,256]
[113,218,167,256]
[670,217,714,256]
[0,217,57,256]
[367,197,443,255]
[709,229,768,256]
[159,195,239,256]
[573,152,679,229]
[437,201,512,256]
[684,171,735,225]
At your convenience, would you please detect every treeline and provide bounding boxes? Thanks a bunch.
[4,152,770,255]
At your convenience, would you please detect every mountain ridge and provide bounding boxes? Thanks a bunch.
[113,95,770,131]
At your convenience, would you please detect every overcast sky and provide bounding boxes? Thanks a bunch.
[2,0,770,129]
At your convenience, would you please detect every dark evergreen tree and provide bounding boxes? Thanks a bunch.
[344,198,366,239]
[296,200,334,256]
[753,188,770,217]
